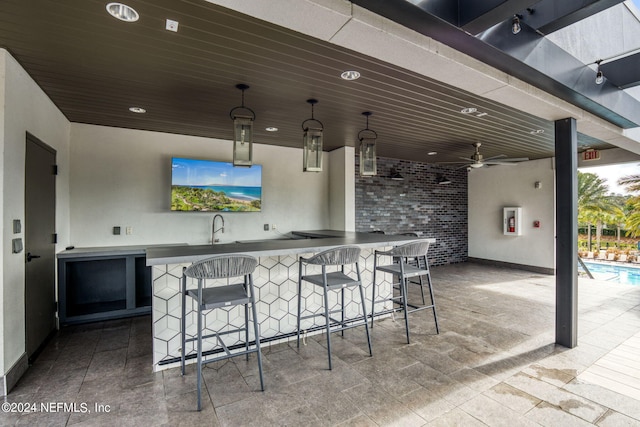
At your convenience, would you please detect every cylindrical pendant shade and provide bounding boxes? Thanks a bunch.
[233,115,253,167]
[303,128,323,172]
[359,137,377,176]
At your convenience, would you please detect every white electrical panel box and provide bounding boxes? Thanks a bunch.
[503,207,522,236]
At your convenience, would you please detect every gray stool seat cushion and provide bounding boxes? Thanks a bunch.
[375,263,427,278]
[187,284,250,310]
[301,271,361,289]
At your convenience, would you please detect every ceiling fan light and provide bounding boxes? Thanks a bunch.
[469,163,484,168]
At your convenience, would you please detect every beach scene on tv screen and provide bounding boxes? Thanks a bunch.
[171,158,262,212]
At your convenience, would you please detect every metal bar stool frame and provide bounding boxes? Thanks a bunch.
[296,245,373,370]
[180,254,264,411]
[371,240,439,343]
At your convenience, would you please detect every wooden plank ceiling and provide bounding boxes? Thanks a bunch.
[0,0,611,164]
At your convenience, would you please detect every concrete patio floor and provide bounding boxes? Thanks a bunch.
[2,262,640,426]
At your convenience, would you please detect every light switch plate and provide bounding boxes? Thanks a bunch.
[13,219,21,234]
[12,238,23,253]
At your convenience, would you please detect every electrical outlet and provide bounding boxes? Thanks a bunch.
[272,224,277,230]
[126,226,133,235]
[263,224,269,231]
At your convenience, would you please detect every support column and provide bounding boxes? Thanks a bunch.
[555,118,578,348]
[328,147,355,231]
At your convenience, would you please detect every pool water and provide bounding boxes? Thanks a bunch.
[580,261,640,286]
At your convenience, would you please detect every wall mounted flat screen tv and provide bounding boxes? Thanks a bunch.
[171,157,262,212]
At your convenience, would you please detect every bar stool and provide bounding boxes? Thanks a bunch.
[180,254,264,411]
[400,232,427,305]
[371,240,439,343]
[296,246,372,370]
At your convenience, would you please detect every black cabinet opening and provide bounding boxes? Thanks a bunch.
[58,250,152,325]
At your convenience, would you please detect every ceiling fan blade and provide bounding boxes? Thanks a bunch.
[482,154,506,161]
[484,157,529,164]
[458,157,474,161]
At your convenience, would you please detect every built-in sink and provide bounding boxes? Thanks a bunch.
[235,237,302,244]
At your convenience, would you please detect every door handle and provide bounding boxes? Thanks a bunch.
[26,252,41,262]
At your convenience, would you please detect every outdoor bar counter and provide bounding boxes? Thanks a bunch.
[146,230,435,371]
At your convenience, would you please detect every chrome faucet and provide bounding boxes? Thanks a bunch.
[212,214,225,244]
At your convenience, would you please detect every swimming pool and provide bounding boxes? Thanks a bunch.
[580,261,640,286]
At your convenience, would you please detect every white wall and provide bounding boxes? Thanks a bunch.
[69,124,331,246]
[1,49,71,381]
[468,158,556,270]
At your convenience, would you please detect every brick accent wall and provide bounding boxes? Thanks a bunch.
[355,157,468,266]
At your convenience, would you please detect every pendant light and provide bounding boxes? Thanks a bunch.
[358,111,377,176]
[302,99,323,172]
[229,84,255,167]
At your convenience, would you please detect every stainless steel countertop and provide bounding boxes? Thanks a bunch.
[145,230,435,265]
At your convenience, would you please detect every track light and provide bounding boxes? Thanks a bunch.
[595,60,604,85]
[511,15,522,34]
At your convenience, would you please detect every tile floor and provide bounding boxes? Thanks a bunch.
[2,262,640,426]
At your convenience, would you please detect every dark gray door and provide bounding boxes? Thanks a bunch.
[25,133,56,361]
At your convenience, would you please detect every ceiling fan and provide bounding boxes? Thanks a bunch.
[443,142,529,169]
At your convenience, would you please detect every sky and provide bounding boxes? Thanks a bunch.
[172,157,262,187]
[579,162,640,195]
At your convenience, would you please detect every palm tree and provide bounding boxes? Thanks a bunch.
[618,170,640,238]
[624,198,640,238]
[578,172,610,251]
[618,171,640,193]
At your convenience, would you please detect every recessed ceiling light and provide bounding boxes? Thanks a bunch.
[427,152,438,155]
[129,107,146,113]
[475,112,488,117]
[265,127,278,132]
[529,129,544,135]
[106,3,139,22]
[340,70,361,80]
[460,107,477,114]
